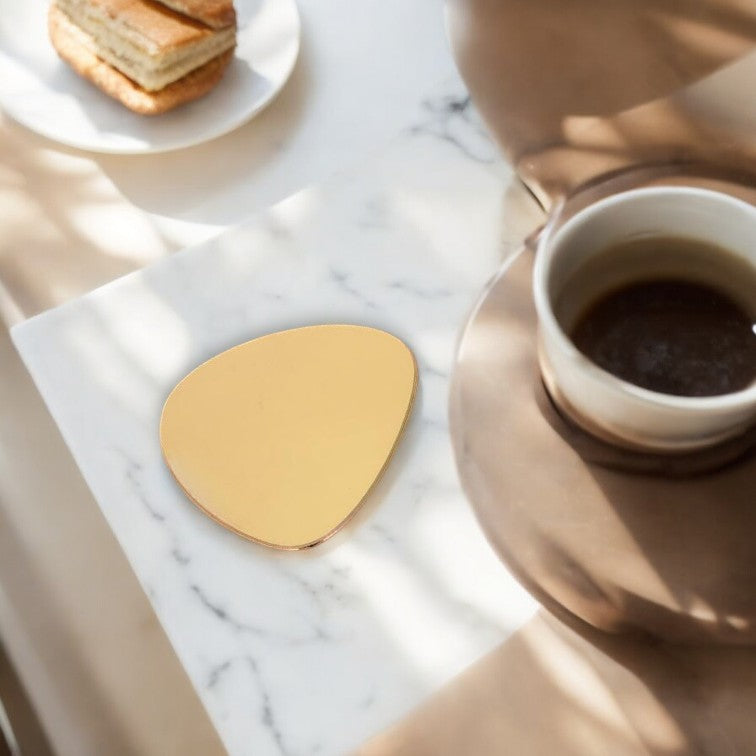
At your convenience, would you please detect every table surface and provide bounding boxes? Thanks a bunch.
[5,3,548,753]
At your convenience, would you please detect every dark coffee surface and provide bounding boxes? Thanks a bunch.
[571,279,756,396]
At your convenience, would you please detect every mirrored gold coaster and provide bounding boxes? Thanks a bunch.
[160,325,417,549]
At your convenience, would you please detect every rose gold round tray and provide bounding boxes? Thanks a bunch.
[450,165,756,644]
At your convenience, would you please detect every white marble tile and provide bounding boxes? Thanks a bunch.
[13,83,544,756]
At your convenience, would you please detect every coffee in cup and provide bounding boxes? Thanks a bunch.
[533,187,756,451]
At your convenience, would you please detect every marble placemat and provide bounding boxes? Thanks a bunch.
[13,84,543,756]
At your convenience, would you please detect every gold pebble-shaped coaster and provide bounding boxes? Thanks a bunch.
[160,325,417,549]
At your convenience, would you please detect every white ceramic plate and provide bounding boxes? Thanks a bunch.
[0,0,300,154]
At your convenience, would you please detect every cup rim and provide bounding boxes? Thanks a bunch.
[533,186,756,413]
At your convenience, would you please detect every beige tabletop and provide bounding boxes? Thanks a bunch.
[360,609,756,755]
[4,1,756,753]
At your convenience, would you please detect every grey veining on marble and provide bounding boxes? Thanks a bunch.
[13,76,544,756]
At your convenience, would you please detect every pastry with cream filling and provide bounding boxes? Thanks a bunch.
[49,0,237,115]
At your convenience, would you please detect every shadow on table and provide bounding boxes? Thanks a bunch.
[93,42,310,225]
[358,608,756,755]
[447,0,756,205]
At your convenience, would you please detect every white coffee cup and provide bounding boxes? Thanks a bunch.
[533,186,756,452]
